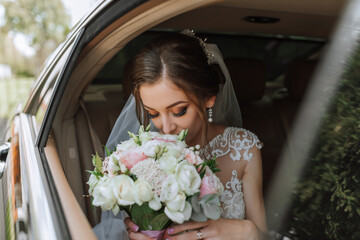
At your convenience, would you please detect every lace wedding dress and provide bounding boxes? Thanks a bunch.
[200,127,262,220]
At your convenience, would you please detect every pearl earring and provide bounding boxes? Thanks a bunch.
[208,106,213,123]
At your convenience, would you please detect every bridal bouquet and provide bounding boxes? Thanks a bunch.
[87,125,224,239]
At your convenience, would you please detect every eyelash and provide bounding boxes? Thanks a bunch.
[148,112,159,119]
[148,107,188,119]
[173,107,187,117]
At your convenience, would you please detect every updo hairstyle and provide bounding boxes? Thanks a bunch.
[128,32,225,141]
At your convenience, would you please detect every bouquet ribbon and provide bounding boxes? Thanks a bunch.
[140,230,165,240]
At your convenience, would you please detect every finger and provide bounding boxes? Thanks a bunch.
[124,217,140,232]
[129,231,155,240]
[167,228,209,240]
[167,221,209,235]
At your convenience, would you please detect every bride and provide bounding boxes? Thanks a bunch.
[95,30,267,240]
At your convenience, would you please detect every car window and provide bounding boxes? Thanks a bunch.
[34,42,75,133]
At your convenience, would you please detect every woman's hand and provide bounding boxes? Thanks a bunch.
[164,218,260,240]
[124,217,154,240]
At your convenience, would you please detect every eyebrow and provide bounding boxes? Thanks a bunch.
[143,101,188,110]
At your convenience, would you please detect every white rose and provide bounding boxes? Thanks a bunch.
[142,140,164,158]
[160,175,180,202]
[92,177,117,211]
[116,139,137,152]
[134,179,153,206]
[111,175,136,206]
[149,194,162,211]
[159,153,178,174]
[175,161,201,195]
[166,192,186,212]
[166,146,184,160]
[87,174,99,195]
[165,201,192,224]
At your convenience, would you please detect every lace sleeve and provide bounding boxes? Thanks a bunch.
[204,127,263,220]
[203,127,263,162]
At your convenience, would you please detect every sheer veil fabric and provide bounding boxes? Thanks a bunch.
[106,43,242,150]
[95,40,242,240]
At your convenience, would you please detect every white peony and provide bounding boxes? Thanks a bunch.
[159,153,178,174]
[175,161,201,196]
[134,179,153,206]
[160,175,180,202]
[111,175,136,206]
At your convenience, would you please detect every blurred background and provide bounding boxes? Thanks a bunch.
[0,0,97,143]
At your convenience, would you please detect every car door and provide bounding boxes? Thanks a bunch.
[1,0,221,239]
[0,28,84,239]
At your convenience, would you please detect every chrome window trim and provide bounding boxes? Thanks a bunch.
[19,113,70,239]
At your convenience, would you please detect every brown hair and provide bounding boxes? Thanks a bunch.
[128,32,224,144]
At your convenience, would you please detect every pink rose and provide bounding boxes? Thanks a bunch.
[185,149,204,165]
[119,148,147,170]
[199,167,223,198]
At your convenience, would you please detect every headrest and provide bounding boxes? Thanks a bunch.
[284,60,318,100]
[225,58,266,101]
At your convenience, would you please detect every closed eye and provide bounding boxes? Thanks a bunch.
[148,112,159,119]
[173,107,187,117]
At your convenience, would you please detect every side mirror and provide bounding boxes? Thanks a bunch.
[0,142,10,179]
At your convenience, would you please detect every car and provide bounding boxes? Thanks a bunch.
[1,0,359,239]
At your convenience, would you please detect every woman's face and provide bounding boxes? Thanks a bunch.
[139,76,211,146]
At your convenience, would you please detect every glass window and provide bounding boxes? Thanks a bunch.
[34,42,75,133]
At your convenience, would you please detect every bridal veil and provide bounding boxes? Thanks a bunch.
[95,32,242,240]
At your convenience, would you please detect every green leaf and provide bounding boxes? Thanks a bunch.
[139,125,145,134]
[86,170,96,175]
[130,203,171,230]
[177,129,188,141]
[104,146,111,156]
[92,152,103,173]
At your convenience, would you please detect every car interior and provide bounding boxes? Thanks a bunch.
[40,0,347,234]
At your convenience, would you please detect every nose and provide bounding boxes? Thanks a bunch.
[161,115,176,134]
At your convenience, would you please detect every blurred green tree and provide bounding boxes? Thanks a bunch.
[279,45,360,240]
[0,0,71,75]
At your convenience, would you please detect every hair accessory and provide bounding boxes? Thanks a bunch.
[208,106,213,123]
[181,29,215,64]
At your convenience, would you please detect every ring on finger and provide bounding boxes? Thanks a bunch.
[196,229,203,240]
